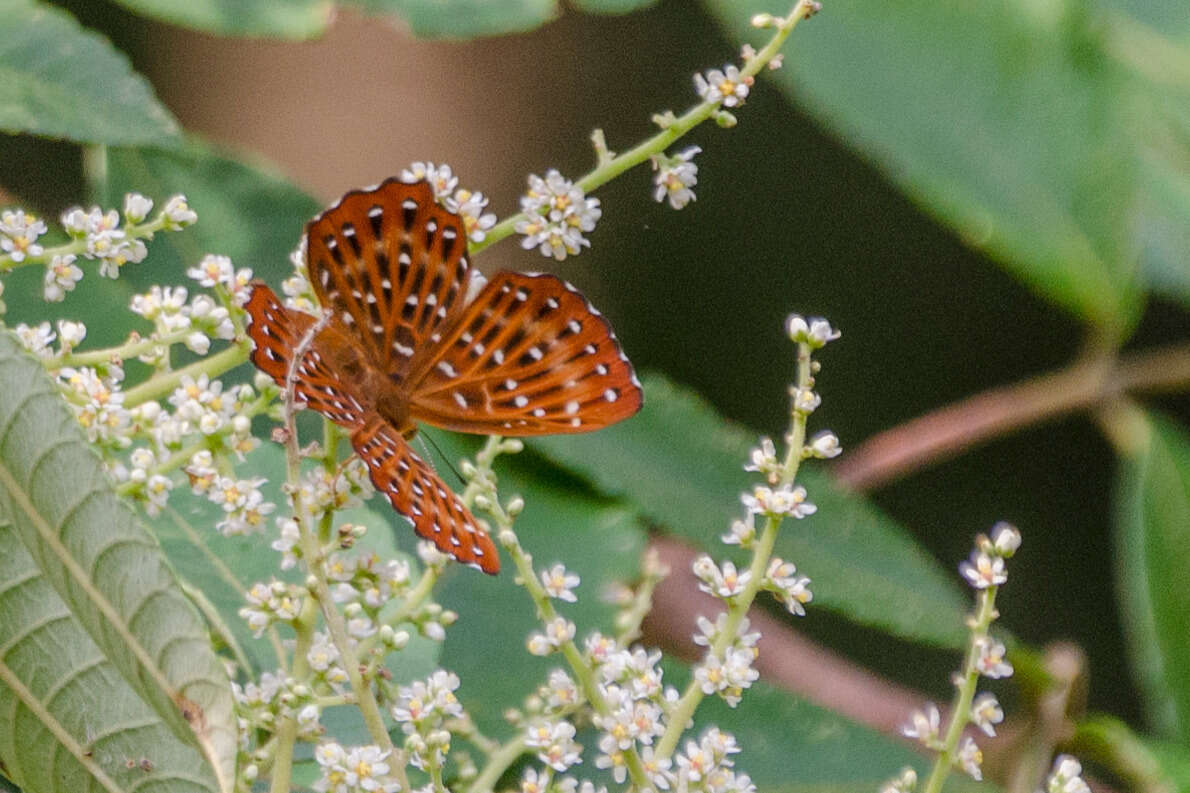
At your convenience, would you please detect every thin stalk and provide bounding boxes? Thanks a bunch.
[922,586,999,793]
[468,0,819,256]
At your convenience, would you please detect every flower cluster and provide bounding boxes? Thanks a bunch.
[130,285,236,357]
[313,743,400,793]
[652,146,702,210]
[402,161,497,243]
[234,669,324,744]
[694,64,752,108]
[900,523,1020,784]
[515,170,602,261]
[391,670,467,771]
[692,615,760,707]
[186,253,253,305]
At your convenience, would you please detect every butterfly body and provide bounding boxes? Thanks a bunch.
[246,178,642,574]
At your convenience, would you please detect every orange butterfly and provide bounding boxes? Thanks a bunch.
[246,179,642,573]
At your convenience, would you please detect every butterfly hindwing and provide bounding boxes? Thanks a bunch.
[352,416,498,573]
[244,283,369,428]
[407,271,643,436]
[304,179,475,385]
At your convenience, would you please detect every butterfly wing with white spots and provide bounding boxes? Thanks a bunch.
[406,271,643,435]
[304,178,476,387]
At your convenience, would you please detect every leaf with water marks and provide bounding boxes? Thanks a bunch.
[0,329,235,792]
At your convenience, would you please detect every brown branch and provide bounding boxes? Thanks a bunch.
[832,342,1190,492]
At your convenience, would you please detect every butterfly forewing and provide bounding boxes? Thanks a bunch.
[352,416,498,574]
[407,271,643,435]
[245,284,369,428]
[305,179,474,385]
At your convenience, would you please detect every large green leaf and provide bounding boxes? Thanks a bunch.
[0,329,235,790]
[348,0,557,37]
[0,517,218,793]
[530,373,968,648]
[0,0,180,145]
[109,0,332,39]
[1114,411,1190,741]
[701,0,1187,333]
[91,139,323,289]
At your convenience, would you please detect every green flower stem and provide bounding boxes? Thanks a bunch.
[615,551,664,644]
[468,0,818,257]
[279,314,406,785]
[502,521,652,790]
[269,595,318,793]
[461,436,652,789]
[0,215,169,272]
[654,340,814,761]
[922,585,999,793]
[51,326,194,369]
[122,340,250,408]
[427,750,448,793]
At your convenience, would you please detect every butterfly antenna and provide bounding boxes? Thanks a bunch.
[416,433,465,485]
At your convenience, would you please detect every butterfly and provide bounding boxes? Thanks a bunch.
[245,178,642,574]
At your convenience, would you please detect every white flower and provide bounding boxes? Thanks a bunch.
[741,483,816,518]
[991,521,1021,557]
[43,254,83,301]
[694,64,751,107]
[693,556,750,599]
[0,210,47,262]
[162,195,197,229]
[446,188,497,242]
[959,550,1007,589]
[515,170,601,261]
[1047,755,1091,793]
[56,319,86,351]
[901,703,941,746]
[526,719,581,771]
[652,146,701,210]
[188,254,234,288]
[15,322,56,358]
[786,314,840,347]
[956,736,982,780]
[970,692,1003,736]
[123,193,154,224]
[974,637,1013,678]
[402,161,458,200]
[807,430,842,458]
[743,436,781,481]
[721,513,757,547]
[765,557,812,615]
[540,563,580,602]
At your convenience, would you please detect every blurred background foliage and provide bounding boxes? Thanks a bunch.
[0,0,1188,788]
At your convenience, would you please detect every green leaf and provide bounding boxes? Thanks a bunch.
[109,0,332,39]
[530,373,968,648]
[346,0,557,38]
[702,0,1177,334]
[0,329,235,791]
[0,0,180,144]
[429,430,647,734]
[571,0,658,12]
[0,517,219,793]
[91,139,323,288]
[1114,410,1190,741]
